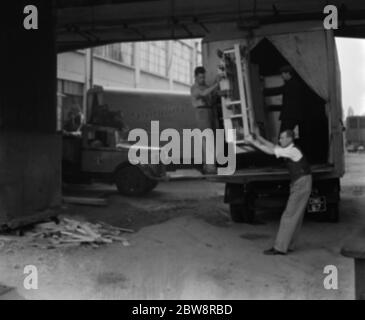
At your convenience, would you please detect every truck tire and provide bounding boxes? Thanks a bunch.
[115,166,149,196]
[325,203,339,223]
[229,202,255,223]
[145,179,158,193]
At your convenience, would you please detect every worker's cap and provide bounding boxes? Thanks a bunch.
[279,65,294,74]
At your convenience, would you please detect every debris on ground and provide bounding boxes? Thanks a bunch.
[0,217,133,249]
[62,196,108,207]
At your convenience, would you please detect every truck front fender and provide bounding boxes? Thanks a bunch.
[114,163,165,181]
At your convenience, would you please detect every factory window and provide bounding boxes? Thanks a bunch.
[140,41,167,77]
[94,43,134,66]
[93,46,105,58]
[173,41,192,84]
[120,43,134,65]
[196,41,202,67]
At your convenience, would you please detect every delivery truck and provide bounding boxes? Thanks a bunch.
[85,86,200,169]
[203,22,345,222]
[62,87,168,196]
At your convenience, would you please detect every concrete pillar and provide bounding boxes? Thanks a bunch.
[134,42,141,88]
[167,41,174,90]
[191,41,198,84]
[83,48,93,116]
[0,1,61,228]
[341,227,365,300]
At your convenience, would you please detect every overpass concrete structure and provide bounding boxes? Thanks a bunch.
[56,0,365,52]
[0,1,60,228]
[1,0,365,227]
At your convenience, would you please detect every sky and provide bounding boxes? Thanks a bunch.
[336,37,365,116]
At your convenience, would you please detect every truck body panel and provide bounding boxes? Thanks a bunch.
[203,24,344,183]
[86,87,198,166]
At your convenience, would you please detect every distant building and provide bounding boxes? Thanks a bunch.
[57,39,202,129]
[347,106,355,117]
[346,115,365,150]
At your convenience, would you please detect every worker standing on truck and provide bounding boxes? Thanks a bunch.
[264,65,327,163]
[246,128,312,255]
[190,66,220,174]
[264,65,305,133]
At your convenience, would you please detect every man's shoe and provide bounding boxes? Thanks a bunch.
[263,247,287,255]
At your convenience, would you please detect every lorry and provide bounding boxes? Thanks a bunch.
[62,88,167,196]
[202,22,345,222]
[83,86,201,169]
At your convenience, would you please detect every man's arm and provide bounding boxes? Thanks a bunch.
[245,135,275,155]
[199,82,219,98]
[253,126,275,149]
[192,77,221,99]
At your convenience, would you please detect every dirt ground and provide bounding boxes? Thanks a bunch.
[1,153,364,300]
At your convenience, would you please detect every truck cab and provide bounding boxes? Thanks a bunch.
[62,91,166,196]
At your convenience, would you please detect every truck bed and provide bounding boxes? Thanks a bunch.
[208,163,335,184]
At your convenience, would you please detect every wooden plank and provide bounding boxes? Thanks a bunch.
[104,235,127,242]
[96,221,134,233]
[80,224,101,239]
[36,222,58,229]
[62,196,108,206]
[98,237,113,244]
[0,217,132,249]
[0,236,18,242]
[60,231,95,242]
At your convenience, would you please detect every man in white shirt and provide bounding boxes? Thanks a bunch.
[246,128,312,255]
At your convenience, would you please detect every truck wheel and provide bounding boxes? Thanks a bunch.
[325,203,339,223]
[115,166,149,196]
[145,179,158,193]
[229,202,255,223]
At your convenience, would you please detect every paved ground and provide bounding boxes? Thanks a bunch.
[1,153,364,299]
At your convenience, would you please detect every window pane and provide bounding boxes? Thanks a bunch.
[140,41,167,76]
[172,41,191,84]
[93,43,133,66]
[121,43,133,65]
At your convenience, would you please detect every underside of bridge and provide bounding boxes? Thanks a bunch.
[56,0,365,52]
[1,0,365,227]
